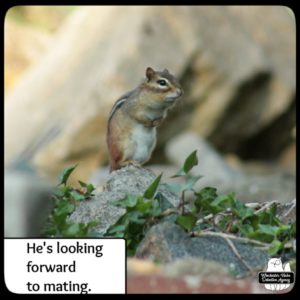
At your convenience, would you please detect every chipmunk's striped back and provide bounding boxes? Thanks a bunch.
[108,90,134,122]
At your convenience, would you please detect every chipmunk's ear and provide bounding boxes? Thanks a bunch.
[146,67,155,80]
[163,68,169,74]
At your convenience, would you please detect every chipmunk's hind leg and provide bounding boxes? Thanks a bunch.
[107,140,123,172]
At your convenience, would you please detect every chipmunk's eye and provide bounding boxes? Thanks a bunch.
[157,79,167,86]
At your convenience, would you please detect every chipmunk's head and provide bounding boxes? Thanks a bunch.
[142,67,183,108]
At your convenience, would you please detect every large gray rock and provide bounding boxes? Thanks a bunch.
[89,164,181,189]
[69,165,180,234]
[166,132,296,203]
[166,132,243,186]
[157,6,295,159]
[68,190,126,235]
[136,222,268,277]
[106,165,180,207]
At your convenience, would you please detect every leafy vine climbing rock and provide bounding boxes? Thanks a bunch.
[67,154,295,277]
[69,165,180,235]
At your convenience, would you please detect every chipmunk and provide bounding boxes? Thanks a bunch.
[106,67,183,171]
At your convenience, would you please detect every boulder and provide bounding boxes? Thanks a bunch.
[166,132,296,203]
[69,165,180,234]
[136,222,268,277]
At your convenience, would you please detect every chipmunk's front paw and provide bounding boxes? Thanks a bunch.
[121,160,142,169]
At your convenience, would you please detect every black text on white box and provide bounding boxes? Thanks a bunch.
[4,239,126,294]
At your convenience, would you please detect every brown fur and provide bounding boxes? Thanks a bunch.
[107,119,123,171]
[106,67,183,172]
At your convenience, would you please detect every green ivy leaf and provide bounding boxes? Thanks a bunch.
[155,192,174,211]
[290,222,296,236]
[112,232,125,238]
[52,213,66,228]
[161,182,183,195]
[143,174,162,199]
[173,150,198,177]
[127,211,146,225]
[58,164,78,185]
[176,213,197,232]
[238,224,255,236]
[258,224,279,236]
[54,185,70,197]
[112,195,138,208]
[164,177,203,196]
[180,175,203,192]
[135,197,153,213]
[217,215,232,231]
[106,215,129,237]
[276,224,291,236]
[184,150,198,173]
[70,190,86,202]
[196,187,218,200]
[194,187,218,213]
[248,231,274,243]
[86,220,98,229]
[211,193,235,208]
[151,199,162,217]
[78,180,87,187]
[256,205,281,227]
[86,183,95,194]
[268,240,283,256]
[232,201,254,220]
[107,225,126,234]
[62,223,80,236]
[54,201,75,216]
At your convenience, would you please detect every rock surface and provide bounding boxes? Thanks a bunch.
[166,132,296,203]
[69,165,180,234]
[5,6,295,183]
[136,222,268,277]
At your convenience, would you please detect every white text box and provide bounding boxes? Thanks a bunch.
[5,239,126,294]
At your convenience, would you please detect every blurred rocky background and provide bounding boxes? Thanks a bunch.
[5,6,295,202]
